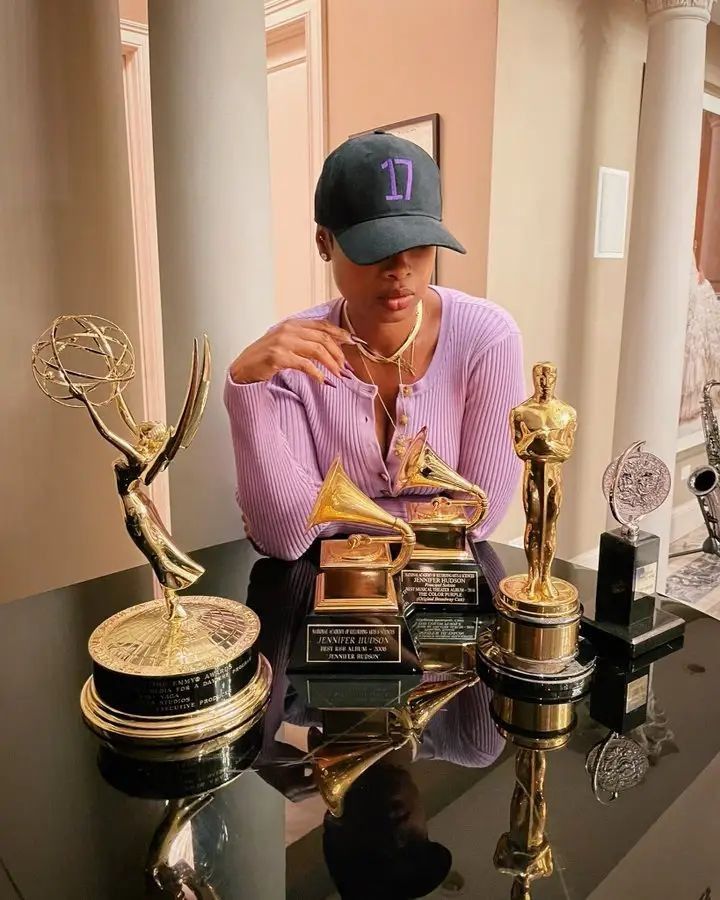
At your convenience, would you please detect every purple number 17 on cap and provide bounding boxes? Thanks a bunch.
[381,158,413,201]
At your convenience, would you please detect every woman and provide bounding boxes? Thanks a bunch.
[225,131,524,559]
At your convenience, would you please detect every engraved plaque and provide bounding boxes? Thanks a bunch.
[306,624,402,664]
[633,562,657,601]
[93,651,255,717]
[412,613,478,645]
[625,674,649,713]
[401,569,479,606]
[306,679,403,709]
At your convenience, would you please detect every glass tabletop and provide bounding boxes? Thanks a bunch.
[0,540,716,900]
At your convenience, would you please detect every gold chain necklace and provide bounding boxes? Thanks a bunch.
[357,352,413,459]
[342,299,423,376]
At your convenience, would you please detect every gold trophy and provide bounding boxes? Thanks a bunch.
[494,749,554,900]
[308,458,416,610]
[289,458,420,673]
[491,362,583,675]
[31,315,271,744]
[488,670,582,900]
[312,673,478,816]
[395,427,490,610]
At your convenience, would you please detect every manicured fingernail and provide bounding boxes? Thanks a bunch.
[322,378,336,388]
[339,369,352,379]
[350,335,370,347]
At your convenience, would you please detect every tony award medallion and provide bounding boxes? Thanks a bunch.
[32,315,271,744]
[584,441,684,658]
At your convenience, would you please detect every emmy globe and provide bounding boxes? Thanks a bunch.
[32,315,271,745]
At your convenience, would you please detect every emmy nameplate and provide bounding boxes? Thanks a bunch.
[289,458,420,674]
[396,428,492,610]
[583,441,685,658]
[32,315,271,744]
[478,362,595,688]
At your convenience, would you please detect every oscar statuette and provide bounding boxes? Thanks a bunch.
[478,362,595,691]
[289,458,420,673]
[31,315,271,744]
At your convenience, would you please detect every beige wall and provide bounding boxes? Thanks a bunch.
[1,1,143,603]
[488,0,648,555]
[326,0,498,297]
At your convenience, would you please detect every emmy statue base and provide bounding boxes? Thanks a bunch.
[289,541,421,675]
[80,597,272,746]
[582,528,686,659]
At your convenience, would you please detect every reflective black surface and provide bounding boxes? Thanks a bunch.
[1,540,717,900]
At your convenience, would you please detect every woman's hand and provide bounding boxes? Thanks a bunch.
[230,319,353,385]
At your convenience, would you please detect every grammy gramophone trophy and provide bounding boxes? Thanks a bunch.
[480,362,594,680]
[395,427,491,610]
[32,315,271,744]
[289,457,420,673]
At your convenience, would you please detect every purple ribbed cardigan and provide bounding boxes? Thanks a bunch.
[224,287,524,560]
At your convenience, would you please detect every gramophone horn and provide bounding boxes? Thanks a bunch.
[313,738,407,817]
[309,457,415,574]
[396,428,488,528]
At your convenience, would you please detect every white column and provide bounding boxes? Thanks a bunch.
[148,0,276,552]
[610,0,715,582]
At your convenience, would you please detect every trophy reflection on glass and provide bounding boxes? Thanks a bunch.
[31,315,271,744]
[311,673,478,817]
[486,663,581,900]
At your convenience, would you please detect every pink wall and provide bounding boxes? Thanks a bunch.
[118,0,147,24]
[327,0,498,296]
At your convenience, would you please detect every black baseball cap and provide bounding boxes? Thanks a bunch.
[315,131,466,265]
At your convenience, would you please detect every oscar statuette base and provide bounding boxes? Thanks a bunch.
[494,574,582,675]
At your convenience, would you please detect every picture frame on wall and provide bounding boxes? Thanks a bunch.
[351,114,441,282]
[353,113,440,166]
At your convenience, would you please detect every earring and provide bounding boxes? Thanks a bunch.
[320,252,330,262]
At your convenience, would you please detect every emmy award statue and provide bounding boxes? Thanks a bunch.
[32,315,271,744]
